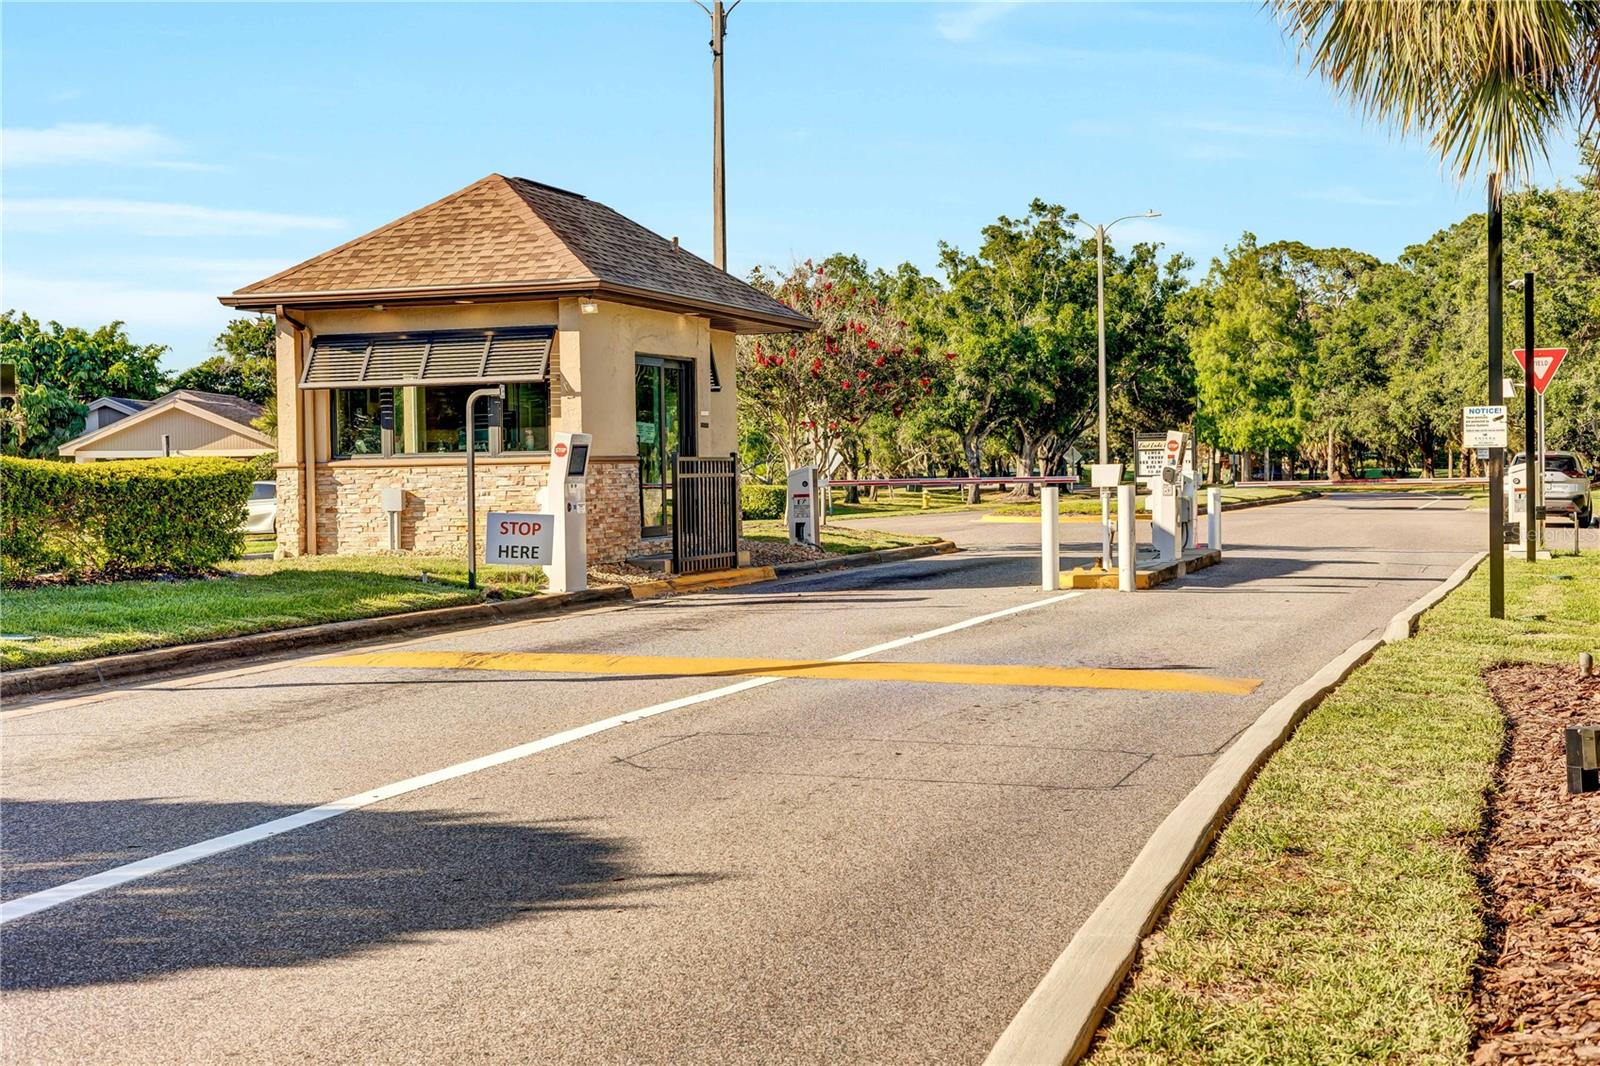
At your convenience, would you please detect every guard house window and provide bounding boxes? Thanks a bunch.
[332,388,386,455]
[501,382,550,452]
[315,326,552,458]
[331,383,550,457]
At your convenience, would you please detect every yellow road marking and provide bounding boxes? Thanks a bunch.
[313,650,1261,695]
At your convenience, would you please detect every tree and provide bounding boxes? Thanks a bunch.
[738,257,936,483]
[171,315,276,406]
[914,201,1096,501]
[0,311,168,457]
[1191,235,1317,478]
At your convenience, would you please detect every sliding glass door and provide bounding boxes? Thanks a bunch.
[636,357,694,537]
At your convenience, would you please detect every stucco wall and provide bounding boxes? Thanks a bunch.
[271,297,733,562]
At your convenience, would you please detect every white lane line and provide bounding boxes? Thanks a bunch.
[0,590,1084,926]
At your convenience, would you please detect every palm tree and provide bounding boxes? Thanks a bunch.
[1268,0,1600,616]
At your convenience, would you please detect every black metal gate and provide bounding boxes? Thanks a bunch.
[672,456,739,574]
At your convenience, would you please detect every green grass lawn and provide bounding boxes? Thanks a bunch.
[742,520,936,555]
[240,534,277,555]
[0,554,546,670]
[1087,552,1600,1065]
[823,486,991,517]
[990,484,1310,517]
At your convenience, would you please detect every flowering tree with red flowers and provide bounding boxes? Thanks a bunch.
[739,256,942,475]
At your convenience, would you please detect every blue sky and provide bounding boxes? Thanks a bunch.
[1,1,1585,372]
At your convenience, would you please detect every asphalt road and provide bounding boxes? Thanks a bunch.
[1,492,1481,1065]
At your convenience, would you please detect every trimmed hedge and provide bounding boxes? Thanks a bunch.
[741,482,787,520]
[1,456,253,579]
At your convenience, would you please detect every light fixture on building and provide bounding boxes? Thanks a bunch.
[579,297,599,314]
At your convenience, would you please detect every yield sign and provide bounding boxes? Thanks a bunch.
[1512,347,1567,394]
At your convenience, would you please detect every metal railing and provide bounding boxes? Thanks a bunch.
[672,456,740,575]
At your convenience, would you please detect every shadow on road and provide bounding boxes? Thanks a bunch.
[1,798,716,991]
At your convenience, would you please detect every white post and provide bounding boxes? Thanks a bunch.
[1099,489,1111,571]
[1041,486,1059,591]
[1207,487,1222,552]
[1118,484,1136,592]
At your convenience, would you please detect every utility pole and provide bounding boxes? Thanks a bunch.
[1486,185,1505,618]
[696,0,740,270]
[1067,210,1160,569]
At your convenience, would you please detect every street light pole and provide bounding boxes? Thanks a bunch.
[695,0,741,271]
[1068,209,1160,568]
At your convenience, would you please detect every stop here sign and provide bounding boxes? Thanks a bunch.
[1512,348,1567,394]
[484,511,554,563]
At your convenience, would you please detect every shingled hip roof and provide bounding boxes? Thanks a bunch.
[221,174,815,335]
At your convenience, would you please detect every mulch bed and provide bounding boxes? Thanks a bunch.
[740,538,829,567]
[1472,663,1600,1063]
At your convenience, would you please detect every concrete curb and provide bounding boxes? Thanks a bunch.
[769,539,959,578]
[1064,549,1222,591]
[984,549,1489,1066]
[0,540,959,702]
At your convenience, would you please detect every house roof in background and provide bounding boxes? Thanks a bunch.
[88,396,153,415]
[221,174,816,334]
[60,389,268,454]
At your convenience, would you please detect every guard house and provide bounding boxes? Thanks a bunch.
[220,174,812,563]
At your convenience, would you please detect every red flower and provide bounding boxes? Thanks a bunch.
[913,346,923,355]
[945,352,958,360]
[849,286,858,295]
[788,347,797,359]
[841,380,853,391]
[867,339,880,351]
[823,282,833,291]
[857,370,868,381]
[875,356,886,367]
[920,377,931,389]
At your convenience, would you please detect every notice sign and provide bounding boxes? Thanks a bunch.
[1463,405,1508,449]
[484,512,554,564]
[1135,433,1166,478]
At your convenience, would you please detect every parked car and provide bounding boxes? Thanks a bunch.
[1505,451,1594,528]
[245,480,277,534]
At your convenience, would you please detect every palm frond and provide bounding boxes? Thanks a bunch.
[1269,0,1598,198]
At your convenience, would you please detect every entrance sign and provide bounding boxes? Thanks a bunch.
[1134,433,1166,479]
[485,513,553,563]
[1464,405,1508,448]
[1512,348,1567,395]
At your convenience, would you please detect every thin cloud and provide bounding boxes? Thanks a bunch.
[935,1,1024,43]
[2,122,215,170]
[1304,186,1429,208]
[4,198,345,237]
[0,274,233,333]
[1174,118,1322,140]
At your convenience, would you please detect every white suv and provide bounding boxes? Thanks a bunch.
[1506,451,1594,528]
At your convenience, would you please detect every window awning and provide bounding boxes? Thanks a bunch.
[299,326,553,388]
